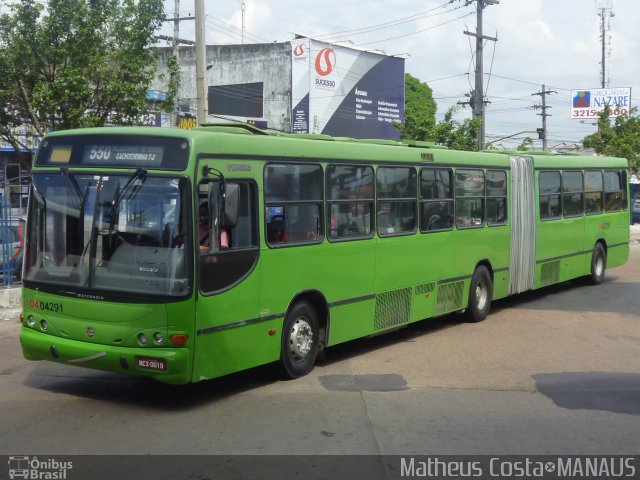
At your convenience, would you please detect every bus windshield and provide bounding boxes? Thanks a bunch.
[24,172,191,299]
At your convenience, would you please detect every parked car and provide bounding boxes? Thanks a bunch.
[633,197,640,224]
[0,216,26,279]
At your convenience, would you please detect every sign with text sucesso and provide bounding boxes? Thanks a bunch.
[291,38,405,140]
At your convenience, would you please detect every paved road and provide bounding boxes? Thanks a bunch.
[0,246,639,457]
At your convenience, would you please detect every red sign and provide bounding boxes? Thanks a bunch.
[315,48,336,76]
[293,44,306,57]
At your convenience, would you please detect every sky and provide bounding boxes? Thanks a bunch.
[160,0,637,149]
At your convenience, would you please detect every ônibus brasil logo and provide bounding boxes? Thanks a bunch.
[315,48,336,76]
[293,43,306,57]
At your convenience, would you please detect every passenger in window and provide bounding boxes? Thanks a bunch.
[426,201,452,230]
[199,203,229,251]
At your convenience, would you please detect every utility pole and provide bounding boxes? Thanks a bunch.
[161,3,196,126]
[531,84,556,151]
[195,0,207,125]
[597,0,614,88]
[462,0,498,151]
[241,2,246,45]
[173,0,182,125]
[173,0,180,59]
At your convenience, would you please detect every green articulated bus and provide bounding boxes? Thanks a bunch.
[19,124,630,384]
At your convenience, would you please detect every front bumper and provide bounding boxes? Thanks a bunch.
[20,327,191,385]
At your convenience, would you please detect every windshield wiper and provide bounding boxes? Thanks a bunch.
[108,168,148,235]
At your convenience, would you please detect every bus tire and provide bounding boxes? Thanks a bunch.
[589,243,607,285]
[280,301,319,379]
[466,266,492,322]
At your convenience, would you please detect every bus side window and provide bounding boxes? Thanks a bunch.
[486,170,508,226]
[327,164,374,241]
[604,170,623,211]
[199,181,257,253]
[455,169,485,228]
[420,168,453,232]
[264,164,323,246]
[376,166,417,236]
[562,171,584,217]
[539,171,561,220]
[585,170,604,214]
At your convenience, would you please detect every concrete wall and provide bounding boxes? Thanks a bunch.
[153,43,292,132]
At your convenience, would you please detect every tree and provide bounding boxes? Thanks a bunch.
[0,0,179,167]
[430,106,482,151]
[395,73,437,141]
[396,73,481,151]
[583,107,640,174]
[517,137,534,151]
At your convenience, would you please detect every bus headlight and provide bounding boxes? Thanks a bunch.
[28,315,36,327]
[137,333,148,345]
[40,319,48,331]
[153,332,164,345]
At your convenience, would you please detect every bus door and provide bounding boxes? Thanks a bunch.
[508,155,536,294]
[192,164,265,380]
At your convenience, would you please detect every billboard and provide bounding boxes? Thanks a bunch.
[571,87,631,119]
[291,38,405,140]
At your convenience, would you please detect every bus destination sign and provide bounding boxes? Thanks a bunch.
[82,145,164,166]
[36,134,189,170]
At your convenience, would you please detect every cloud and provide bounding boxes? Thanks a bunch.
[161,0,640,147]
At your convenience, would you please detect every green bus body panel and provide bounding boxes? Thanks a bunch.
[22,289,169,346]
[22,127,631,384]
[193,261,274,381]
[20,288,193,383]
[20,328,191,384]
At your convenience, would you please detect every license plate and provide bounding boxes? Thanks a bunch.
[135,356,167,372]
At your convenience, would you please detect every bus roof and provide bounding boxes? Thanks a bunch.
[37,125,629,171]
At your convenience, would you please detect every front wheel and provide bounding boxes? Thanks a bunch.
[466,266,493,322]
[280,301,319,379]
[589,243,607,285]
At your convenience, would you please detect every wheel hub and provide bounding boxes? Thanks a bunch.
[595,256,604,277]
[476,279,488,310]
[289,317,313,360]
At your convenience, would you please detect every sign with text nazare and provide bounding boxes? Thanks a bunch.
[571,87,631,119]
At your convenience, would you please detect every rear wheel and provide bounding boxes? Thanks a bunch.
[466,266,493,322]
[589,243,607,285]
[280,301,319,379]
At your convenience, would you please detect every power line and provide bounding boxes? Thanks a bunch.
[321,3,469,42]
[205,15,269,43]
[486,73,572,92]
[356,11,475,47]
[312,1,453,39]
[426,73,468,83]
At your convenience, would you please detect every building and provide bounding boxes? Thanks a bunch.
[0,126,35,212]
[152,36,405,139]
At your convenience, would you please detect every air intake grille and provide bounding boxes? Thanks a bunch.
[415,282,436,295]
[436,281,464,314]
[540,261,560,286]
[374,287,412,332]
